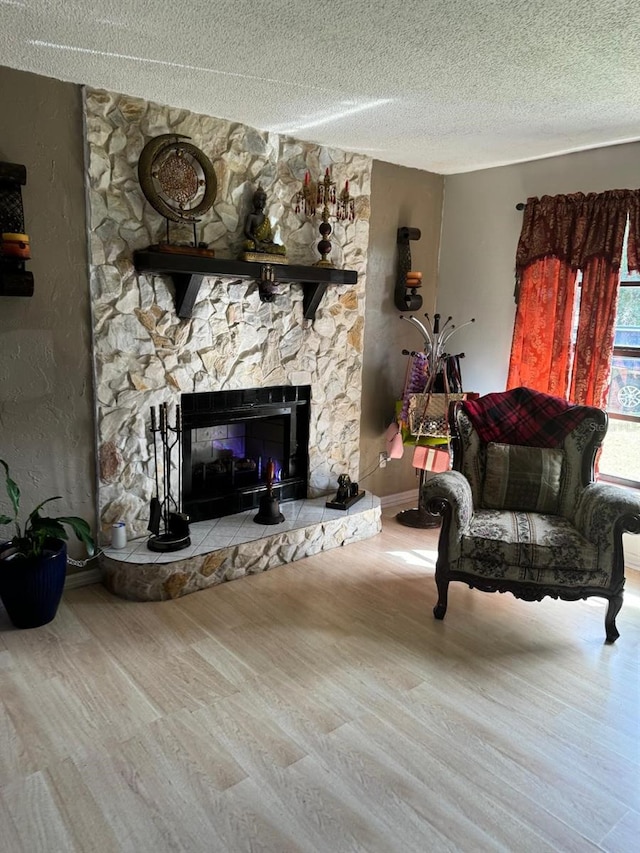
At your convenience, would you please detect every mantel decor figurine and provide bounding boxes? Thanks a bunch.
[138,133,217,255]
[295,168,355,267]
[239,185,288,303]
[240,185,288,264]
[325,473,365,510]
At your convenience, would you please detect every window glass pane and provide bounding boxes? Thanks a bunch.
[602,283,639,484]
[614,286,640,332]
[607,285,640,419]
[620,219,640,281]
[599,418,640,483]
[607,353,640,415]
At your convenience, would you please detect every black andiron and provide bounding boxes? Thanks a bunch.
[148,403,191,551]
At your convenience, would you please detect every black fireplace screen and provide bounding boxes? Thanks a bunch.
[181,386,310,521]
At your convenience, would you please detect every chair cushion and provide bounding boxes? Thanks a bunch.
[460,509,599,574]
[482,442,564,513]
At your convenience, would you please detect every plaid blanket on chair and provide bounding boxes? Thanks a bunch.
[462,387,592,447]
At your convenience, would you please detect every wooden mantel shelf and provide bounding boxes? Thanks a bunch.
[133,249,358,321]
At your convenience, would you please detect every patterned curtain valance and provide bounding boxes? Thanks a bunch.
[515,188,640,280]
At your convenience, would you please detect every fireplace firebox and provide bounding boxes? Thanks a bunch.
[181,386,310,521]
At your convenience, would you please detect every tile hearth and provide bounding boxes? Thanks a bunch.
[100,494,381,602]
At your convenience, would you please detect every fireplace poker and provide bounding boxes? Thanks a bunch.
[176,404,182,513]
[160,402,171,533]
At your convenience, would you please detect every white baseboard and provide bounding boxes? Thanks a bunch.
[380,489,418,508]
[65,567,103,589]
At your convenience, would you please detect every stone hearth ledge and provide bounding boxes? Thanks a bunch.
[100,494,381,601]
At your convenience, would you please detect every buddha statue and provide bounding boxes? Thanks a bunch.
[240,186,287,262]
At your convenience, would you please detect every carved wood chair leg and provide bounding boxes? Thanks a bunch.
[605,594,623,644]
[433,573,449,620]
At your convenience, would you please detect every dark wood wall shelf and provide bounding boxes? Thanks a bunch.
[133,249,358,321]
[1,161,34,299]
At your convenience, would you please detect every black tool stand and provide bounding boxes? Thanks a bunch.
[396,469,441,529]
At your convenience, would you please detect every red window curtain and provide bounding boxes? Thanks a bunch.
[507,258,577,396]
[508,189,640,408]
[569,259,621,408]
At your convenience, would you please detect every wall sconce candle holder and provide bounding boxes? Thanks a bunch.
[395,226,422,311]
[0,162,34,298]
[295,168,355,267]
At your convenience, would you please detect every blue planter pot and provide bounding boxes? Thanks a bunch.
[0,539,67,629]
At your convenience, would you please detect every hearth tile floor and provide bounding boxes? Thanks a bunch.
[102,493,380,564]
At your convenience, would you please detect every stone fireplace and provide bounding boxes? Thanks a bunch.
[86,87,381,599]
[182,385,310,520]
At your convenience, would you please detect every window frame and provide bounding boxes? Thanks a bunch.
[599,279,640,489]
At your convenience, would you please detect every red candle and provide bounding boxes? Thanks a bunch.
[325,167,330,177]
[345,180,349,193]
[304,171,309,185]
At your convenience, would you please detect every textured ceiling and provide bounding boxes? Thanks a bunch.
[2,0,640,174]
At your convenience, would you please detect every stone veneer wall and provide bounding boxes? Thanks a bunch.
[84,88,372,540]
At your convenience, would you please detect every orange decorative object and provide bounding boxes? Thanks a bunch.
[265,457,276,488]
[2,232,30,260]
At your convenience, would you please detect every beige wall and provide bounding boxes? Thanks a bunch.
[437,140,640,395]
[0,65,444,566]
[360,160,444,497]
[0,66,96,561]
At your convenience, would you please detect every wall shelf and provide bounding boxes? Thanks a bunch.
[133,249,358,321]
[0,161,34,299]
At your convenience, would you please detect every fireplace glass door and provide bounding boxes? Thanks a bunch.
[182,386,310,521]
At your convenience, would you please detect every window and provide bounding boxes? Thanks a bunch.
[599,280,640,487]
[569,231,640,487]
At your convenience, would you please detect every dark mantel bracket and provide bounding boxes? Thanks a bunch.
[133,249,358,321]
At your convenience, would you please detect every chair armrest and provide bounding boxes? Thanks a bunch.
[575,483,640,548]
[422,470,474,541]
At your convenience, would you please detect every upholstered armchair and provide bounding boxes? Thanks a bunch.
[423,388,640,643]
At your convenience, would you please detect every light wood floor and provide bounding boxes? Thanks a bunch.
[1,503,639,853]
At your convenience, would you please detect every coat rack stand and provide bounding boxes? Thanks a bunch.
[395,310,476,529]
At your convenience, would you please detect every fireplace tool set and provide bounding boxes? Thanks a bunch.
[148,403,191,552]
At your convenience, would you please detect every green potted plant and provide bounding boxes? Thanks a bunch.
[0,459,95,629]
